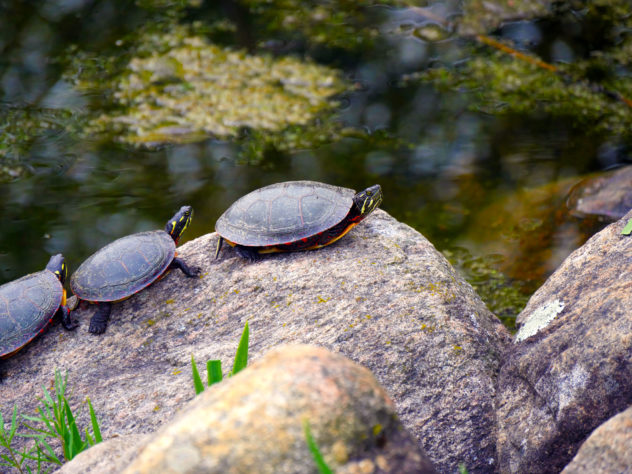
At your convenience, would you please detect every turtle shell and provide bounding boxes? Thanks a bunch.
[70,230,175,302]
[0,270,63,357]
[216,181,356,247]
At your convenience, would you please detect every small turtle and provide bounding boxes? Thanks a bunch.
[70,206,200,334]
[215,181,382,260]
[0,254,78,359]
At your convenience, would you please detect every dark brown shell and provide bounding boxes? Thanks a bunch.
[215,181,354,246]
[0,270,63,357]
[70,230,175,302]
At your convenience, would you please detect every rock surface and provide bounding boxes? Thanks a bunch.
[566,165,632,221]
[124,344,435,474]
[58,435,147,474]
[0,209,510,473]
[562,405,632,474]
[497,209,632,473]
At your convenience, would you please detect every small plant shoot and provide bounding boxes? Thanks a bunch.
[22,370,102,462]
[303,420,333,474]
[191,321,249,394]
[0,370,102,473]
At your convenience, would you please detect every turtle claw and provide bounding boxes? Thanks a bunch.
[89,302,111,335]
[89,320,107,334]
[61,306,79,331]
[64,317,80,331]
[184,266,202,278]
[171,257,200,277]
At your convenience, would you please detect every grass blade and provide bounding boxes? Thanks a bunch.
[36,439,62,465]
[8,406,18,443]
[63,398,84,460]
[207,360,223,386]
[231,321,249,376]
[622,218,632,235]
[191,354,205,395]
[87,398,102,444]
[40,385,54,408]
[303,420,333,474]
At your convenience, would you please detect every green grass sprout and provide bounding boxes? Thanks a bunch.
[0,404,56,474]
[303,420,333,474]
[22,370,102,462]
[622,218,632,235]
[1,370,102,473]
[191,354,205,395]
[191,321,249,394]
[207,360,223,386]
[230,321,249,376]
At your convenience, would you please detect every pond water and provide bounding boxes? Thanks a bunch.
[1,1,630,328]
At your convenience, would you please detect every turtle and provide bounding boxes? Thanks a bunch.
[214,181,383,261]
[0,254,78,359]
[70,206,200,334]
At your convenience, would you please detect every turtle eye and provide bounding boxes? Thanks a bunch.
[366,191,372,196]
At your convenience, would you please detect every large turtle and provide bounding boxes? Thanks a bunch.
[70,206,199,334]
[215,181,382,260]
[0,254,78,359]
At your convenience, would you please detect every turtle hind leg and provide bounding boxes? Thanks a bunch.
[89,302,112,334]
[170,257,200,277]
[60,305,79,331]
[214,237,224,259]
[234,245,261,262]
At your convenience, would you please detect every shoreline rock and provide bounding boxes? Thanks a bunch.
[497,209,632,473]
[1,209,510,472]
[123,345,436,474]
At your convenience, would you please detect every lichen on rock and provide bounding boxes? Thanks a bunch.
[515,298,565,342]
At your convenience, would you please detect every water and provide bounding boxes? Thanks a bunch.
[1,1,629,327]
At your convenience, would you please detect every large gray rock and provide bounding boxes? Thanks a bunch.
[123,344,435,474]
[0,210,510,472]
[497,210,632,473]
[562,405,632,474]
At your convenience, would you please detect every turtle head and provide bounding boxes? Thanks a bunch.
[46,254,68,284]
[166,205,194,243]
[353,184,382,218]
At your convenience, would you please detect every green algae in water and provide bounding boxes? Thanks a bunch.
[239,0,387,51]
[413,0,632,141]
[459,0,552,35]
[443,247,529,330]
[77,26,348,149]
[0,107,80,182]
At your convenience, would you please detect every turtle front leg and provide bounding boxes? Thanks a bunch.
[89,302,112,334]
[170,257,200,277]
[60,305,79,331]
